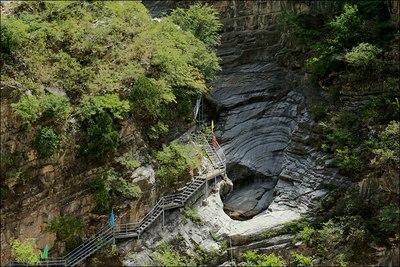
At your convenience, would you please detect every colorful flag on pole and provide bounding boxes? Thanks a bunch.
[109,209,116,226]
[41,244,49,260]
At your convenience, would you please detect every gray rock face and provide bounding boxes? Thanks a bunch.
[212,61,346,220]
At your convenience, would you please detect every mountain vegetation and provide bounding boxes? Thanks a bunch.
[1,1,398,266]
[1,1,220,193]
[1,1,221,262]
[276,1,399,265]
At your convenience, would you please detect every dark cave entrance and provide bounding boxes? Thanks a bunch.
[221,163,277,221]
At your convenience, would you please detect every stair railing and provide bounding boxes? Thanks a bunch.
[9,128,226,267]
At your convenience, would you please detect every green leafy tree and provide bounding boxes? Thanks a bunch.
[129,76,175,120]
[102,169,142,200]
[114,153,141,170]
[169,4,222,48]
[329,4,363,48]
[79,94,129,159]
[4,1,221,142]
[88,168,141,213]
[155,141,202,186]
[79,94,130,121]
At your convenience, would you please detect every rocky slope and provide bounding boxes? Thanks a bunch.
[118,1,349,265]
[123,0,400,265]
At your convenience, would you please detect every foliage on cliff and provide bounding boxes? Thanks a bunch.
[155,141,202,188]
[1,2,220,190]
[1,2,221,259]
[1,1,220,157]
[277,0,399,265]
[10,239,40,265]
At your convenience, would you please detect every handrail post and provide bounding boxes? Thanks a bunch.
[205,178,208,197]
[112,225,116,245]
[162,197,165,229]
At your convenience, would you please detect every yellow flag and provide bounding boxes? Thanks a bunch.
[211,120,214,133]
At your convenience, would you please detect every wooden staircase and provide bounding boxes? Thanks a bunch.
[9,133,226,267]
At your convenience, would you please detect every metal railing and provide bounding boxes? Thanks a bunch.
[9,133,226,267]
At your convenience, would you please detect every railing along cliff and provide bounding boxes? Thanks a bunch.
[9,132,226,267]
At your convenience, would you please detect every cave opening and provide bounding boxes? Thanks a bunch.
[221,163,277,221]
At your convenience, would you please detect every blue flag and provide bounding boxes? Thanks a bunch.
[109,209,116,226]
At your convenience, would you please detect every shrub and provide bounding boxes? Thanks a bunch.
[5,168,31,185]
[242,250,258,265]
[277,11,324,48]
[371,121,399,166]
[51,52,89,98]
[154,243,184,266]
[344,42,381,67]
[291,252,313,267]
[81,112,120,159]
[334,147,363,174]
[88,178,112,213]
[315,220,343,255]
[41,94,71,120]
[12,94,71,128]
[33,127,60,158]
[378,204,400,235]
[296,226,316,246]
[336,253,350,267]
[192,245,221,265]
[282,218,311,233]
[182,208,202,224]
[79,94,129,159]
[309,104,329,121]
[79,94,130,121]
[10,239,40,265]
[102,169,142,200]
[169,3,222,48]
[129,76,175,120]
[242,250,285,267]
[0,16,29,55]
[155,141,202,186]
[115,153,141,170]
[48,215,84,250]
[329,4,363,48]
[326,128,353,147]
[93,188,112,214]
[262,254,286,267]
[148,122,170,140]
[11,96,41,127]
[0,187,7,202]
[88,169,141,213]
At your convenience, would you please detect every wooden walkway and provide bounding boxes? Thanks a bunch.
[9,133,226,267]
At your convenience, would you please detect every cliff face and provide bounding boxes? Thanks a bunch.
[0,94,157,264]
[1,1,398,265]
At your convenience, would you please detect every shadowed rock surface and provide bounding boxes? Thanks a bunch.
[212,61,346,219]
